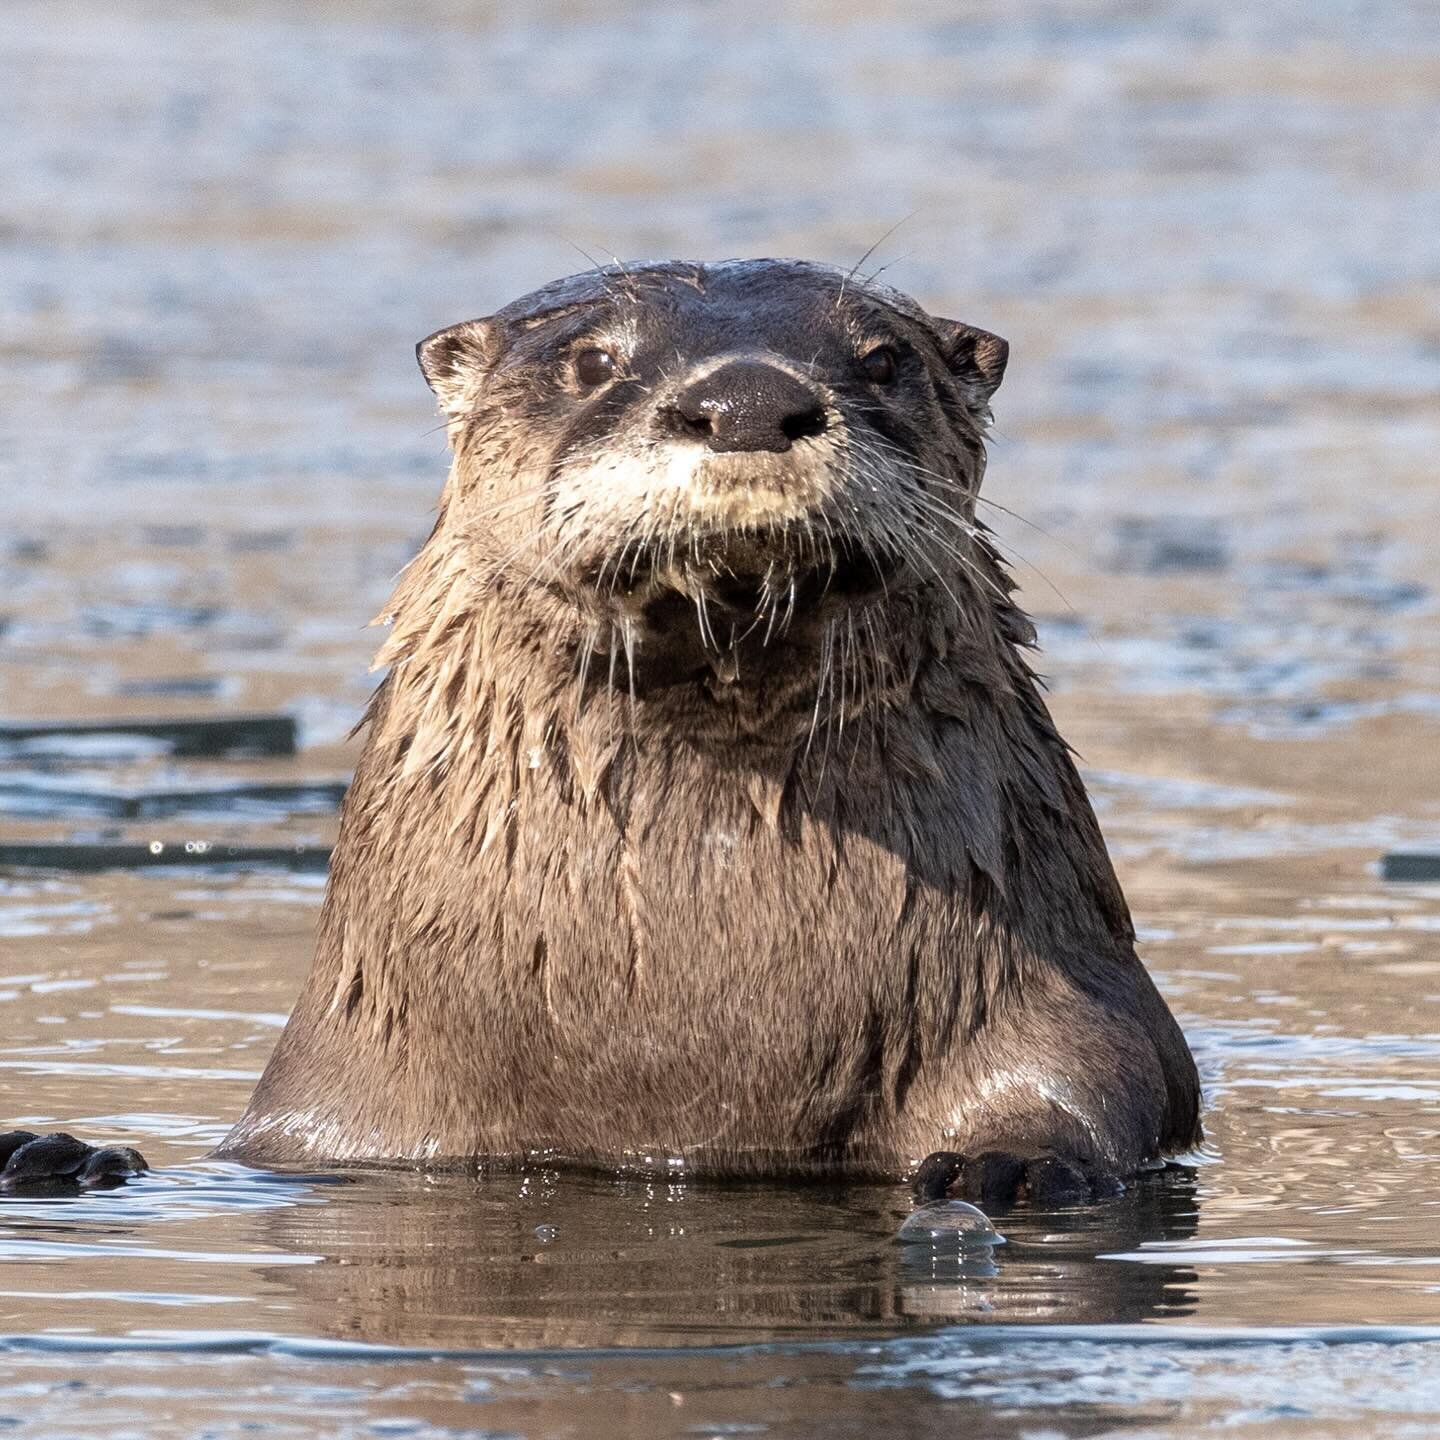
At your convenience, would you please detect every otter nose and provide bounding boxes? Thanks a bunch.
[669,361,828,453]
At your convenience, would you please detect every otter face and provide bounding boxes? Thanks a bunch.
[417,260,1007,733]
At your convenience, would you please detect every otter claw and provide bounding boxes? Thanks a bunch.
[913,1148,1121,1209]
[0,1130,148,1194]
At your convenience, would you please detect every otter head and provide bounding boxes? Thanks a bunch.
[412,259,1008,743]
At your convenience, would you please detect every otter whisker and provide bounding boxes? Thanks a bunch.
[838,213,915,304]
[781,574,798,636]
[837,608,856,741]
[876,469,1086,626]
[555,235,607,275]
[803,617,839,770]
[628,513,662,587]
[482,524,554,588]
[893,490,981,545]
[861,252,911,288]
[607,533,640,596]
[819,620,842,785]
[591,521,630,595]
[695,585,718,653]
[964,523,1090,630]
[522,519,606,592]
[842,607,879,775]
[451,481,557,534]
[887,492,990,564]
[588,507,654,597]
[858,603,892,751]
[841,451,1012,611]
[574,623,599,716]
[619,616,638,722]
[859,434,1074,584]
[606,625,621,745]
[902,524,997,605]
[864,443,1036,550]
[855,434,976,491]
[759,565,784,648]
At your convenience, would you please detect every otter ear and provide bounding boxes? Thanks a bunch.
[932,319,1008,407]
[416,317,503,414]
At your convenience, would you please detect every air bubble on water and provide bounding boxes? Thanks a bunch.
[897,1199,1005,1249]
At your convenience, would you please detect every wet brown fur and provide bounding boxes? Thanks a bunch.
[219,260,1201,1181]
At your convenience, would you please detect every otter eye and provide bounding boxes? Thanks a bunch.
[575,348,617,387]
[860,346,898,385]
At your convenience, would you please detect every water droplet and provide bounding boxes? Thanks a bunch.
[897,1199,1004,1249]
[625,1147,688,1176]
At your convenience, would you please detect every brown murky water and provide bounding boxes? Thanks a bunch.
[3,2,1440,1435]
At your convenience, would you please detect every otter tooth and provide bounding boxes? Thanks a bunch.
[708,650,740,684]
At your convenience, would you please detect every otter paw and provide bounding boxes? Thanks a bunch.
[912,1149,1122,1209]
[0,1131,148,1195]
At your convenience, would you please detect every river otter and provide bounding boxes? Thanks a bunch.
[9,260,1200,1206]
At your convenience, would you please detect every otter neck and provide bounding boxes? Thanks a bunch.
[336,524,1125,996]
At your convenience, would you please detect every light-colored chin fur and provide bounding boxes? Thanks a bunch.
[548,430,847,555]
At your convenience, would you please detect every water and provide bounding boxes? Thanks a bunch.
[3,0,1440,1433]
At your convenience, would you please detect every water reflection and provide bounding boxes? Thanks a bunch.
[0,1164,1202,1347]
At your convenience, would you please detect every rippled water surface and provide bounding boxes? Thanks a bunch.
[3,1,1440,1434]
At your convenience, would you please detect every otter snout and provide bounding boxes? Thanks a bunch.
[663,359,828,454]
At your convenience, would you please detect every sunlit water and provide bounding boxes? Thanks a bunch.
[3,1,1439,1435]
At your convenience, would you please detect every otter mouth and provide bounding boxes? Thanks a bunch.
[562,528,907,701]
[703,544,898,613]
[577,531,901,624]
